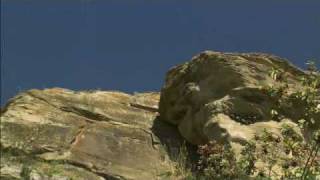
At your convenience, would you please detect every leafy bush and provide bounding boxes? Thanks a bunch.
[195,126,320,179]
[197,141,243,179]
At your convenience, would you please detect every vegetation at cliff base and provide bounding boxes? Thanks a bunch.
[173,61,320,180]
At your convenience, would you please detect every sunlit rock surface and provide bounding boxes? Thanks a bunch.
[1,51,319,179]
[1,88,184,180]
[159,51,309,145]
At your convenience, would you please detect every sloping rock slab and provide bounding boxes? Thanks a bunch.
[1,88,183,180]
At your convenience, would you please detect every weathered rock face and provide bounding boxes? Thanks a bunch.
[159,51,308,146]
[0,88,184,180]
[1,51,318,179]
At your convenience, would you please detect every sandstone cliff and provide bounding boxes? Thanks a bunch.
[159,51,312,145]
[1,89,185,180]
[1,51,319,179]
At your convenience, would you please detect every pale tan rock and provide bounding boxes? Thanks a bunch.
[1,51,318,180]
[159,51,309,145]
[0,88,183,180]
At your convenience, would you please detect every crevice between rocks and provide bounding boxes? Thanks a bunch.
[26,91,111,121]
[25,92,63,112]
[70,125,87,147]
[129,103,158,113]
[61,106,113,122]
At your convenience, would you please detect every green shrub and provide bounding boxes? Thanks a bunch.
[197,141,242,179]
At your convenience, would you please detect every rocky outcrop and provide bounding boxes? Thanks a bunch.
[0,88,185,180]
[159,51,312,146]
[1,51,318,179]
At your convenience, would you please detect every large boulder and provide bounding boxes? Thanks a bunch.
[1,51,318,179]
[1,88,184,180]
[159,51,311,146]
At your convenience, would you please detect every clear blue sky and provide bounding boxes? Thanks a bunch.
[1,0,320,106]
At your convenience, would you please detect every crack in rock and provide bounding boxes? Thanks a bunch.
[70,125,87,147]
[129,103,158,113]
